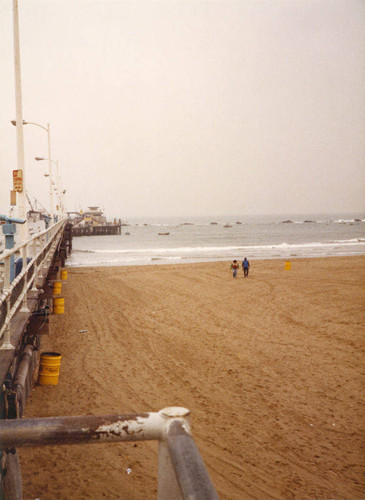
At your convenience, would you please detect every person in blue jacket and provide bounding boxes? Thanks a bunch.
[242,257,250,277]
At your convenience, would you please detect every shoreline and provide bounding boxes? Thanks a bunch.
[20,255,365,499]
[66,252,365,269]
[66,253,365,269]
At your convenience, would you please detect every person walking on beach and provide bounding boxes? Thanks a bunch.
[230,260,239,278]
[242,257,250,277]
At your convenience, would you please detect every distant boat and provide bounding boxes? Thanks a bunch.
[210,222,218,225]
[223,224,232,228]
[158,232,170,236]
[235,221,242,225]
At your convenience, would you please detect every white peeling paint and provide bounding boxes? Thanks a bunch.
[95,419,144,437]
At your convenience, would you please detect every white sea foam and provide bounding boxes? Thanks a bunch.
[78,239,365,256]
[69,214,365,266]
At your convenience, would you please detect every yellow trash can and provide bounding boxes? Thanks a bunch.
[285,261,291,271]
[53,297,64,314]
[60,269,68,281]
[38,352,61,385]
[53,281,62,295]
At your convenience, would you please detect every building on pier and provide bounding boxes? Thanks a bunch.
[70,206,122,237]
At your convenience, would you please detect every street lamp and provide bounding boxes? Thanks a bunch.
[34,157,64,217]
[12,0,27,241]
[11,120,54,219]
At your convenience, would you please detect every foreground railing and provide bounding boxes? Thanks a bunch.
[0,407,219,500]
[0,219,67,349]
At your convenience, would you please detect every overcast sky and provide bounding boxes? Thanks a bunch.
[1,0,364,219]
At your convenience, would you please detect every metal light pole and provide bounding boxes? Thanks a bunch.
[11,121,54,221]
[35,157,60,217]
[46,122,54,219]
[12,0,27,241]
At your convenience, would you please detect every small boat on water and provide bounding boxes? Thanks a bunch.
[223,224,232,228]
[158,232,170,236]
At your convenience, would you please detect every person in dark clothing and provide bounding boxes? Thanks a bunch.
[242,257,250,277]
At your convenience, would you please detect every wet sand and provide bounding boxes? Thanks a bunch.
[20,256,365,499]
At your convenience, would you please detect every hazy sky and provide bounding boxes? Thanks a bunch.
[1,0,364,218]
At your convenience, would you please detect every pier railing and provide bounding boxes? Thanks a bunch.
[0,219,67,350]
[0,407,219,500]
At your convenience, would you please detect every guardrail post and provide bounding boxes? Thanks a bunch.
[0,298,14,350]
[21,244,27,268]
[3,255,11,291]
[31,263,39,291]
[162,408,220,500]
[20,244,30,313]
[30,239,38,291]
[2,222,16,283]
[158,407,189,500]
[34,237,42,279]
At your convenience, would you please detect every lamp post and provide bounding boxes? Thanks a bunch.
[12,0,27,241]
[11,120,54,220]
[34,157,62,218]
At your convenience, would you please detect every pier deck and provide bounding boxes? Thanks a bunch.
[71,224,121,237]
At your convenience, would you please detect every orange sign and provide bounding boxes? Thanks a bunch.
[13,169,23,192]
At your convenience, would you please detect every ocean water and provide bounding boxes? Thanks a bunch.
[67,213,365,267]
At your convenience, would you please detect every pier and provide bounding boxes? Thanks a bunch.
[69,206,122,237]
[0,219,72,498]
[71,223,121,237]
[0,219,71,384]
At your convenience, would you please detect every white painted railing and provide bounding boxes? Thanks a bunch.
[0,219,67,349]
[0,407,220,499]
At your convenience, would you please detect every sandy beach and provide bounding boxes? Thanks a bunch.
[19,256,365,499]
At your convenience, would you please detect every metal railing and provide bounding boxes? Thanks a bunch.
[0,407,219,500]
[0,219,67,349]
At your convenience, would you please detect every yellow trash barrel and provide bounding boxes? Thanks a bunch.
[285,261,292,271]
[53,297,64,314]
[60,269,68,280]
[38,352,61,385]
[53,281,62,295]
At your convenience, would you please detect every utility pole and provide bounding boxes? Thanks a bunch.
[47,122,54,218]
[12,0,27,241]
